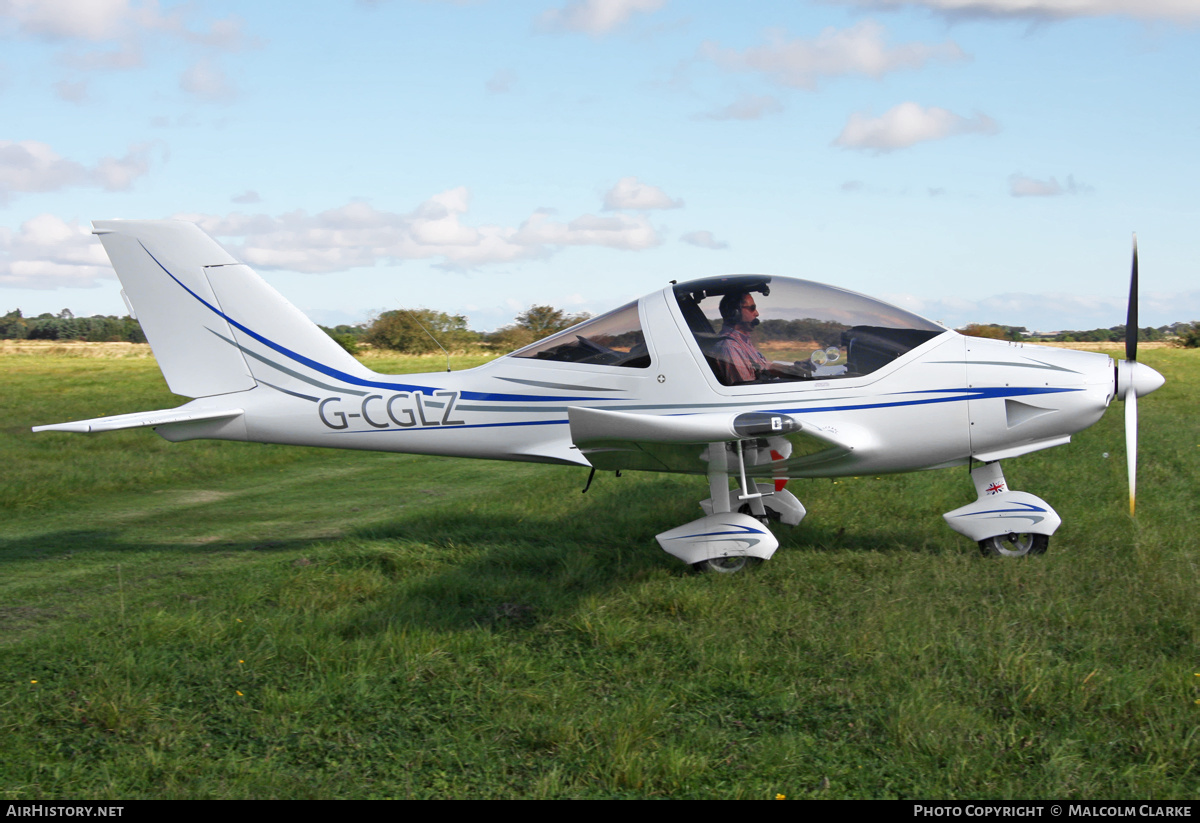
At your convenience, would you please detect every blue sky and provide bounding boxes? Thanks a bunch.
[2,0,1198,333]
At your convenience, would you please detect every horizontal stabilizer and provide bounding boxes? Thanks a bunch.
[33,407,243,434]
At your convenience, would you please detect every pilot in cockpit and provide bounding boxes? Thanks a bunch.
[712,291,771,385]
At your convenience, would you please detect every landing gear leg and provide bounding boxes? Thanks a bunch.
[707,442,732,515]
[655,442,779,572]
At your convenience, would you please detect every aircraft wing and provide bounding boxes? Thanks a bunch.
[567,406,858,475]
[32,407,244,434]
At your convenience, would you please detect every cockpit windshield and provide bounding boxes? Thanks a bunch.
[508,300,650,368]
[673,276,945,386]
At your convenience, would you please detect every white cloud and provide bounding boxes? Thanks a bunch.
[61,42,143,71]
[696,93,783,121]
[232,190,261,205]
[0,142,84,195]
[833,102,999,152]
[821,0,1200,22]
[180,58,235,101]
[0,140,156,203]
[0,214,111,289]
[515,211,661,252]
[486,68,515,93]
[1,0,133,41]
[176,14,257,51]
[3,0,257,105]
[540,0,666,35]
[177,187,664,273]
[700,20,966,91]
[53,78,88,102]
[1,0,256,46]
[93,144,155,190]
[681,230,728,249]
[602,176,683,210]
[1009,173,1092,197]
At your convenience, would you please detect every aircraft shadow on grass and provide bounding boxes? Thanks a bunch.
[1,483,944,639]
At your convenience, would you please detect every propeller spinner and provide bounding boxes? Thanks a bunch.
[1115,234,1166,516]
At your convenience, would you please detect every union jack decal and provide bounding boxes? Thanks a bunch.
[985,482,1006,495]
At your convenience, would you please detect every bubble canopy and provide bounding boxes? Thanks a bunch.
[506,275,947,379]
[672,275,947,385]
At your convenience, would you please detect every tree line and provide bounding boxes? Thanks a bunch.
[0,305,590,354]
[5,306,1199,351]
[0,309,147,343]
[957,322,1198,346]
[335,304,591,355]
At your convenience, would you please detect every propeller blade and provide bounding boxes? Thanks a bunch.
[1126,233,1138,363]
[1121,233,1142,517]
[1125,387,1137,517]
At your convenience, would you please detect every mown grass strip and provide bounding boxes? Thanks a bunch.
[2,348,1196,799]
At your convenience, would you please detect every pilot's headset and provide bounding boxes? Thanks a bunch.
[719,291,759,328]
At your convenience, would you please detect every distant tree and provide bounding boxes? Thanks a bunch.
[514,305,590,337]
[958,323,1009,340]
[1077,328,1113,343]
[363,309,477,353]
[1099,325,1165,344]
[26,317,67,340]
[124,318,147,344]
[1176,321,1200,348]
[319,324,366,355]
[83,315,128,342]
[321,323,367,339]
[758,318,848,347]
[321,329,360,355]
[487,305,592,352]
[0,309,27,339]
[486,325,537,352]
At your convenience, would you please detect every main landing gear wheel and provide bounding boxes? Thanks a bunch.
[978,533,1049,558]
[693,556,763,574]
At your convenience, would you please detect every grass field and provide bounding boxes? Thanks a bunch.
[2,344,1197,799]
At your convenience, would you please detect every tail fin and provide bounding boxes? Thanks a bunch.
[93,220,363,398]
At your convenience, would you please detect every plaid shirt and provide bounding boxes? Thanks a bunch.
[712,327,768,385]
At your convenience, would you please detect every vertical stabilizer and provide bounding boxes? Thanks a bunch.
[94,220,257,398]
[92,220,366,400]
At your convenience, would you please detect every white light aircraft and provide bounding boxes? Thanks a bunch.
[34,221,1164,572]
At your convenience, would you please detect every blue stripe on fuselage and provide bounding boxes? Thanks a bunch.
[767,385,1078,416]
[141,243,609,404]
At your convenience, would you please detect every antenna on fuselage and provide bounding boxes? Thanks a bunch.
[402,307,452,372]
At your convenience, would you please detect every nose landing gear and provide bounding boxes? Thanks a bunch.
[944,462,1060,557]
